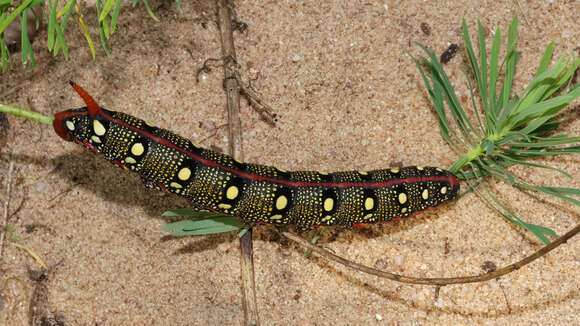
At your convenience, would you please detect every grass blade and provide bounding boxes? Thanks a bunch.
[160,217,246,236]
[20,8,35,67]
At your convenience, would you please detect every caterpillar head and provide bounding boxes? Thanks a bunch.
[53,82,107,152]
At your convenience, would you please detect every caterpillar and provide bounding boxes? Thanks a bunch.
[53,82,459,230]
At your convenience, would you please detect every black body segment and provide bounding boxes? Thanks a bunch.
[54,103,460,229]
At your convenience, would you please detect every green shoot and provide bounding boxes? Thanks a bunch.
[0,104,53,124]
[413,16,580,243]
[0,0,180,72]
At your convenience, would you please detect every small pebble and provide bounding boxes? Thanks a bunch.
[36,182,48,193]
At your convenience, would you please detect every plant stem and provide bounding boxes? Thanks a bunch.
[449,144,483,173]
[0,104,53,125]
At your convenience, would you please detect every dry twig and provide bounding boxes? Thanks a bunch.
[216,1,259,325]
[0,161,14,261]
[281,223,579,286]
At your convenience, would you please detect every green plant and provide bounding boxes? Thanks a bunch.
[412,16,580,243]
[0,0,181,72]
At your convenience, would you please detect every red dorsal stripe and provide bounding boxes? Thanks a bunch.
[69,81,101,116]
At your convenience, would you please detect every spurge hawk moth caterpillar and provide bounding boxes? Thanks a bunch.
[53,82,459,230]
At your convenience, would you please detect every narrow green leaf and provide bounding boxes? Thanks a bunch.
[467,176,557,244]
[20,8,35,67]
[498,16,518,115]
[0,0,34,35]
[98,0,116,22]
[53,0,74,59]
[75,4,96,59]
[494,152,572,179]
[0,34,10,73]
[142,0,159,22]
[96,0,111,55]
[477,21,489,112]
[536,42,554,77]
[110,0,121,34]
[517,183,580,206]
[459,66,485,135]
[489,27,501,119]
[174,0,182,13]
[510,136,580,147]
[462,19,484,111]
[47,0,58,50]
[160,217,246,236]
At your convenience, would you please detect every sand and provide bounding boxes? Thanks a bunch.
[0,0,578,325]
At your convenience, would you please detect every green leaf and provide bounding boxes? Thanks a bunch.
[141,0,159,22]
[47,0,58,50]
[535,42,554,77]
[96,0,111,55]
[162,209,231,218]
[98,0,116,22]
[0,0,34,35]
[110,0,121,34]
[1,27,11,72]
[488,26,501,119]
[20,8,35,67]
[160,217,246,236]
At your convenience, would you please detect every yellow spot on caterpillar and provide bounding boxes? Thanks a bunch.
[319,171,329,175]
[170,182,182,189]
[145,121,154,127]
[226,186,239,200]
[364,197,374,210]
[65,120,75,131]
[401,207,408,213]
[218,203,232,209]
[422,189,429,200]
[93,119,106,136]
[277,168,287,173]
[276,195,288,210]
[363,213,373,220]
[436,168,443,172]
[323,198,334,211]
[321,215,333,222]
[178,167,191,181]
[91,135,101,143]
[417,166,424,170]
[398,192,407,204]
[131,143,145,156]
[270,214,283,220]
[125,157,137,164]
[390,168,399,173]
[358,170,368,175]
[441,186,447,194]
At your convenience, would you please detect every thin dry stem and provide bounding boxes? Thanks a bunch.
[216,1,259,325]
[0,160,14,262]
[281,223,579,286]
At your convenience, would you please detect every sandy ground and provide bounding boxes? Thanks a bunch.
[0,0,579,325]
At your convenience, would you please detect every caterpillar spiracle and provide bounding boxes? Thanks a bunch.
[53,83,460,230]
